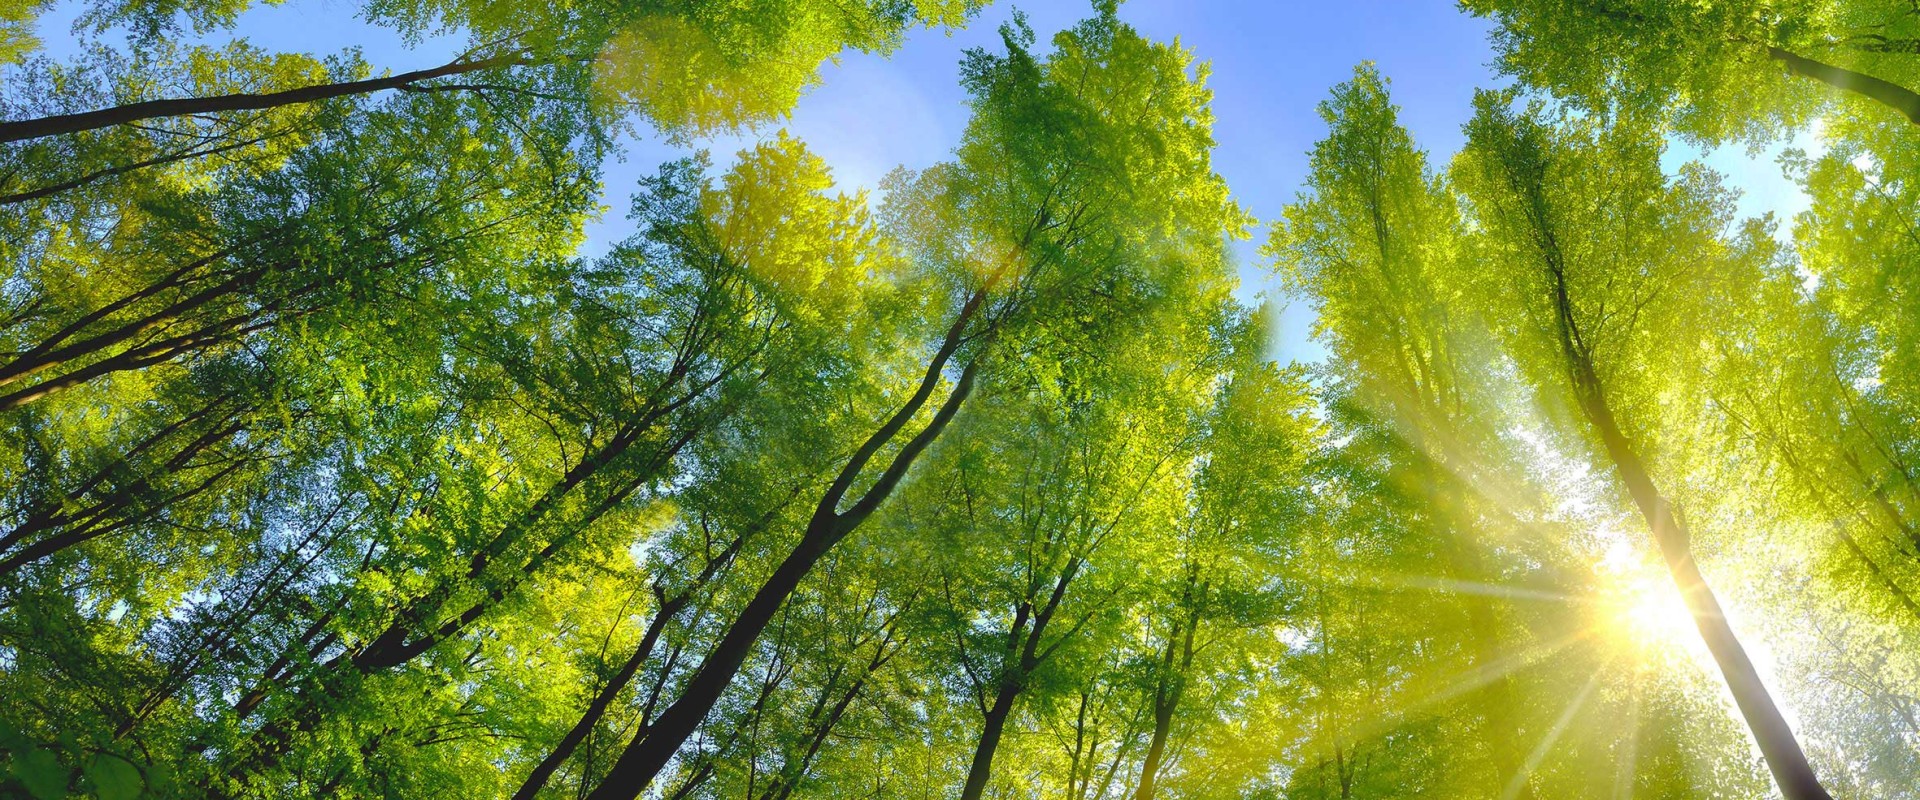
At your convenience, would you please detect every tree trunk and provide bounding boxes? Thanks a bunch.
[585,535,835,798]
[1566,344,1831,800]
[510,596,683,800]
[513,505,763,800]
[1133,568,1202,800]
[1766,46,1920,126]
[581,330,983,800]
[1132,667,1177,800]
[960,679,1022,800]
[1828,520,1920,623]
[1515,149,1833,797]
[0,55,529,143]
[0,132,284,204]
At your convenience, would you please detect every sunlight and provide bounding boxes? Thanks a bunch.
[1502,669,1604,800]
[1612,575,1695,650]
[1595,541,1698,662]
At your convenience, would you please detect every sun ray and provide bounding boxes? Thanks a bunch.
[1612,668,1644,800]
[1404,628,1591,713]
[1502,666,1605,800]
[1360,571,1586,604]
[1333,627,1593,748]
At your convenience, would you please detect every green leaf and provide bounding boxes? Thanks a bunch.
[84,755,143,800]
[12,748,66,800]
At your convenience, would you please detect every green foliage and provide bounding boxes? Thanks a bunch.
[3,2,1916,799]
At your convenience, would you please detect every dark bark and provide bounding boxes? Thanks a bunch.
[1132,569,1201,800]
[0,255,261,390]
[510,510,761,800]
[350,422,696,672]
[1479,113,1833,796]
[0,409,262,576]
[757,606,907,800]
[0,313,272,411]
[119,498,353,737]
[0,55,529,143]
[1537,237,1831,800]
[582,297,987,800]
[960,679,1021,800]
[347,303,750,673]
[510,596,682,800]
[0,133,281,205]
[959,555,1082,800]
[218,402,709,787]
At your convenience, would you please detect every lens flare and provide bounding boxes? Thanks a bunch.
[1596,541,1698,662]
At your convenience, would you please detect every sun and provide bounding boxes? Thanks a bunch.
[1614,577,1694,648]
[1595,542,1699,661]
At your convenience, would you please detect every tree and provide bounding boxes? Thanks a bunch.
[2,0,981,144]
[1454,94,1832,799]
[1271,64,1566,798]
[1462,0,1920,139]
[10,4,1915,799]
[579,8,1248,796]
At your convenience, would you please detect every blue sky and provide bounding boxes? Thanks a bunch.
[32,0,1815,365]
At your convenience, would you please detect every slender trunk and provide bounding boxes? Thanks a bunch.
[0,261,267,389]
[356,340,738,669]
[0,55,530,143]
[0,309,278,412]
[586,520,870,795]
[583,341,982,800]
[960,679,1022,800]
[760,628,899,800]
[220,424,703,788]
[1067,690,1090,800]
[0,132,280,204]
[1509,136,1833,798]
[1132,663,1177,800]
[959,553,1078,800]
[1828,520,1920,623]
[513,508,761,800]
[352,421,678,672]
[1766,46,1920,126]
[1565,333,1830,800]
[0,423,256,575]
[759,597,910,800]
[510,598,681,800]
[1335,743,1352,800]
[1133,570,1201,800]
[0,396,231,554]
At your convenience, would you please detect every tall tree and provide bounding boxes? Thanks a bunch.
[580,7,1247,796]
[1455,94,1832,799]
[1271,63,1567,798]
[1463,0,1920,138]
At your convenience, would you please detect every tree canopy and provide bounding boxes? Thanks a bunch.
[3,1,1917,798]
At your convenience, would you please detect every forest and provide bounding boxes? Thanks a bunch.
[2,0,1919,797]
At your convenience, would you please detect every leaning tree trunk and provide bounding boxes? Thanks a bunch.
[0,54,529,143]
[1765,46,1920,126]
[1552,306,1831,799]
[960,679,1023,800]
[582,300,986,800]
